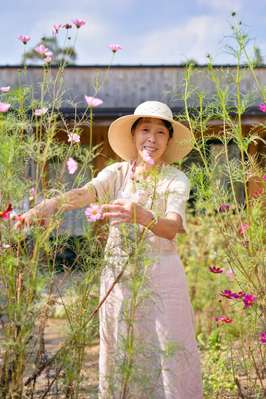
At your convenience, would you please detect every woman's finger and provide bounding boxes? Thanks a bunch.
[103,212,129,220]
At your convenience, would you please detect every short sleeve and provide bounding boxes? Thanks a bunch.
[85,162,123,203]
[165,172,190,233]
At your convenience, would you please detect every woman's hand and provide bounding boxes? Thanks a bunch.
[102,199,151,226]
[13,209,44,230]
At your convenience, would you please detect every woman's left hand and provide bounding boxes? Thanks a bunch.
[102,199,148,226]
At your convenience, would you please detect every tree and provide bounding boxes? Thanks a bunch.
[22,36,77,65]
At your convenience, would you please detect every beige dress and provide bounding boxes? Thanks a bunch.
[90,161,203,399]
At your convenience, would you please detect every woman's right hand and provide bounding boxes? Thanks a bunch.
[13,209,39,230]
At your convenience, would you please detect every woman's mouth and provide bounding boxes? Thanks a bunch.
[143,146,157,154]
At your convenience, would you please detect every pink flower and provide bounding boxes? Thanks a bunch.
[34,107,48,116]
[84,96,103,107]
[67,133,80,143]
[108,43,122,53]
[239,223,249,235]
[52,24,62,35]
[0,204,13,220]
[209,266,223,273]
[263,175,266,181]
[72,19,86,28]
[225,268,235,281]
[258,103,266,112]
[66,157,78,174]
[142,149,155,165]
[243,294,256,308]
[18,35,31,45]
[85,204,103,222]
[0,86,10,93]
[218,203,230,212]
[259,331,266,344]
[215,316,233,324]
[35,44,49,55]
[44,56,52,64]
[0,102,11,112]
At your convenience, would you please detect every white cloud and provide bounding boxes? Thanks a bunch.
[134,15,230,64]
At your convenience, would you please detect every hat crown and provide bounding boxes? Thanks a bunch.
[134,101,173,120]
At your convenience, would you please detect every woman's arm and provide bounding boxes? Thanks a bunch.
[102,201,185,240]
[17,184,96,227]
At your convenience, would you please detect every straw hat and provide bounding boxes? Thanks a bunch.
[108,101,193,163]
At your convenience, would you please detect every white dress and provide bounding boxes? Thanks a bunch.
[89,161,203,399]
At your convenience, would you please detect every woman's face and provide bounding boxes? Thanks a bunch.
[132,117,170,164]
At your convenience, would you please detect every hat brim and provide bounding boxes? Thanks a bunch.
[108,114,194,164]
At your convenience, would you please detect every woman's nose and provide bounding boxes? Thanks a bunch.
[147,133,156,142]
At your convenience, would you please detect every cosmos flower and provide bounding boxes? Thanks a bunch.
[218,203,230,212]
[243,294,256,308]
[67,133,80,143]
[215,316,233,324]
[239,223,249,235]
[0,86,10,93]
[259,331,266,344]
[108,44,122,53]
[72,19,86,28]
[0,204,13,220]
[0,102,11,112]
[35,44,49,55]
[84,96,103,107]
[66,157,78,174]
[34,107,48,116]
[209,266,223,273]
[18,35,31,45]
[52,24,62,35]
[85,204,103,222]
[258,103,266,112]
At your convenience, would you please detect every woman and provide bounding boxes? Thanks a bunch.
[18,101,203,398]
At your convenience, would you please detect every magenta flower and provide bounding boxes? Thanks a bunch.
[72,19,86,28]
[209,266,223,273]
[263,175,266,181]
[67,133,80,143]
[52,24,62,35]
[215,316,233,324]
[66,157,78,175]
[0,204,13,220]
[258,103,266,112]
[0,102,11,112]
[85,204,103,222]
[243,294,256,308]
[0,86,10,93]
[18,35,31,45]
[220,289,245,299]
[35,44,49,55]
[108,44,122,53]
[218,203,230,212]
[84,96,103,107]
[142,149,155,165]
[239,223,249,235]
[34,107,48,116]
[259,331,266,344]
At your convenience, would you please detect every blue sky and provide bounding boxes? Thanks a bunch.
[1,0,266,65]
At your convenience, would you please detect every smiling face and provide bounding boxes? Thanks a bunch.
[132,117,171,165]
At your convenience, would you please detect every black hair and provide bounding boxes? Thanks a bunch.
[131,117,173,138]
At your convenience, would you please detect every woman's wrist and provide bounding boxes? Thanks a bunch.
[141,209,159,228]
